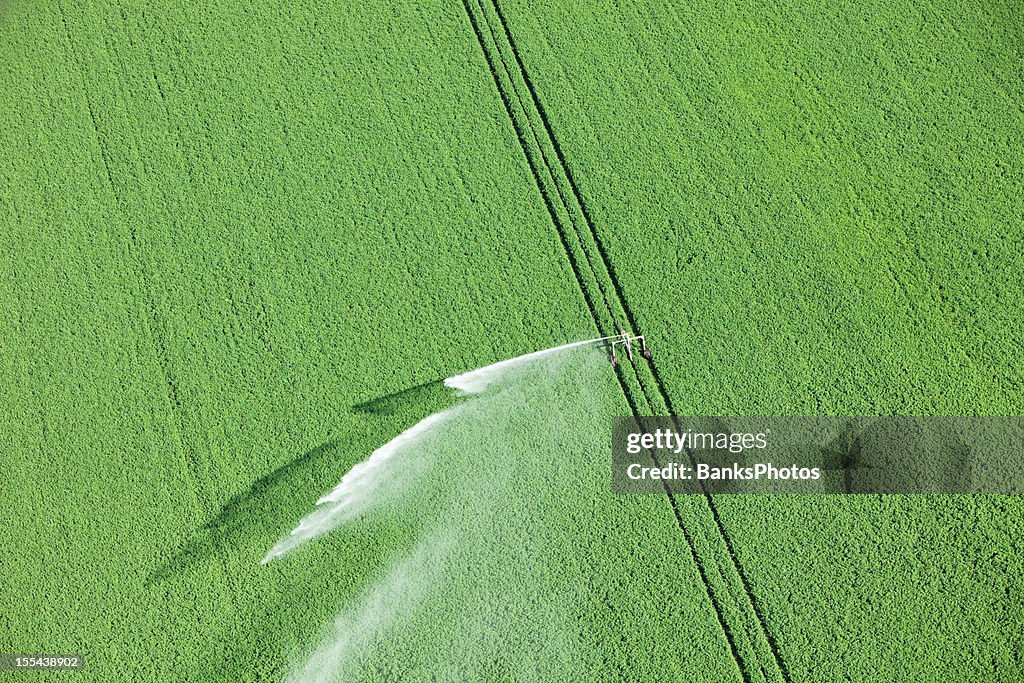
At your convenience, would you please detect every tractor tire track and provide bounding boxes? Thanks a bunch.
[461,0,615,332]
[55,0,243,618]
[460,2,789,681]
[460,0,660,427]
[485,8,791,682]
[461,2,761,679]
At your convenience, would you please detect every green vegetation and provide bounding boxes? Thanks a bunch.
[495,0,1024,678]
[0,0,596,678]
[278,353,741,681]
[3,0,1021,680]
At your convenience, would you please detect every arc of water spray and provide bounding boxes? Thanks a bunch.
[261,407,462,564]
[261,337,607,565]
[443,339,601,395]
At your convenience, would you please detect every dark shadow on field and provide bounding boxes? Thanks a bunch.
[350,378,452,415]
[174,379,464,681]
[147,378,461,585]
[146,440,347,585]
[815,417,976,493]
[809,419,870,494]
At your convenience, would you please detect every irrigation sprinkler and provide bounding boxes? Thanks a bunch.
[596,324,650,365]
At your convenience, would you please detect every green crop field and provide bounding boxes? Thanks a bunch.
[2,0,1021,681]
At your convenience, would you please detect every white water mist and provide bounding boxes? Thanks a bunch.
[276,342,618,682]
[444,339,598,395]
[262,338,604,565]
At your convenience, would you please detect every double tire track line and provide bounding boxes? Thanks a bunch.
[460,2,790,681]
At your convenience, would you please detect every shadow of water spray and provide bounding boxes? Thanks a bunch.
[148,440,350,584]
[262,338,605,566]
[270,342,623,681]
[148,378,462,583]
[350,380,454,416]
[261,406,466,564]
[152,340,606,584]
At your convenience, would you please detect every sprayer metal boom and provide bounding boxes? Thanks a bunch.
[598,325,650,364]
